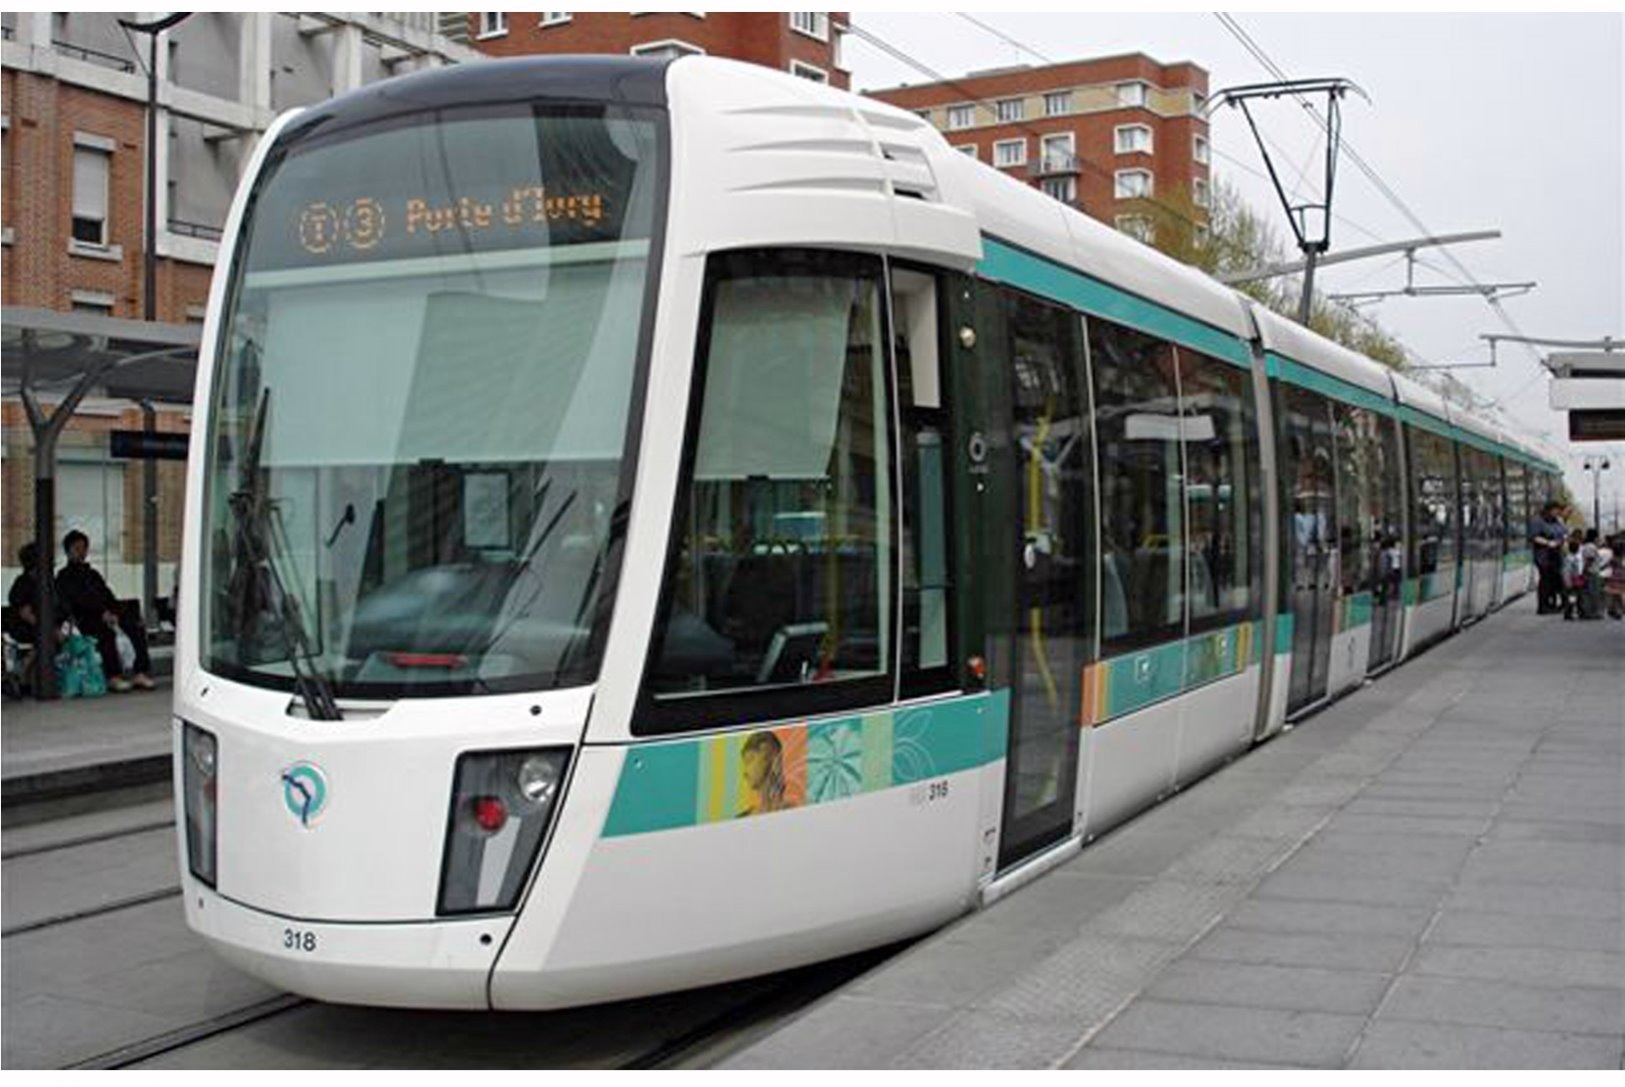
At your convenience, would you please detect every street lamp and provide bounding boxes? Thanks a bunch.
[1581,458,1611,532]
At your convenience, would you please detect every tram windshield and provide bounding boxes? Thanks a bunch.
[200,104,663,697]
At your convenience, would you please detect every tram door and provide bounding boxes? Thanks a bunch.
[1279,385,1337,715]
[993,292,1089,871]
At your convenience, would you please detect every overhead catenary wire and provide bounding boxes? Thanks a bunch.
[1210,12,1548,405]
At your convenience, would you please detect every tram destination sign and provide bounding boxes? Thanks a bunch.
[1568,409,1625,442]
[110,429,191,461]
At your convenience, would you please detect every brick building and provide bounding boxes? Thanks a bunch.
[1,12,475,609]
[455,12,850,90]
[867,54,1210,238]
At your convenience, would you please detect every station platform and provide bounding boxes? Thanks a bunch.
[723,599,1625,1070]
[2,680,173,804]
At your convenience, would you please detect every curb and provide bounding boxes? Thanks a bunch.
[2,754,173,809]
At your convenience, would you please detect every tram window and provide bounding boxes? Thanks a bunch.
[1089,319,1184,654]
[1333,403,1380,598]
[1406,424,1458,590]
[648,250,894,718]
[1505,459,1528,562]
[893,269,956,696]
[1176,349,1260,630]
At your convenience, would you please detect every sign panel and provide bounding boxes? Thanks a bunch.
[1568,409,1625,442]
[110,429,190,460]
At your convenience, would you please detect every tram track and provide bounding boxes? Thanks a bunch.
[0,818,175,861]
[68,995,314,1070]
[1,884,182,938]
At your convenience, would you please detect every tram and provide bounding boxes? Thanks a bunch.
[174,56,1564,1009]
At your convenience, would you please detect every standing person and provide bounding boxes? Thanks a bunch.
[1531,502,1567,613]
[55,529,155,692]
[1560,533,1584,621]
[1579,529,1604,620]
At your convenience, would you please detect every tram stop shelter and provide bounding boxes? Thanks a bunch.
[2,306,200,700]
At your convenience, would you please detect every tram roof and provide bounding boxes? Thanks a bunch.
[1248,303,1396,401]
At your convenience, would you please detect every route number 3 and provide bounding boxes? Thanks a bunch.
[283,928,317,953]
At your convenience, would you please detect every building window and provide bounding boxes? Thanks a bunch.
[996,98,1024,123]
[1193,177,1210,208]
[1114,124,1153,155]
[915,108,934,123]
[1040,176,1076,205]
[477,12,507,38]
[956,144,978,159]
[947,104,974,131]
[72,144,110,247]
[69,289,115,315]
[994,139,1027,168]
[1192,91,1207,113]
[1040,133,1075,173]
[789,12,828,41]
[539,12,571,27]
[1044,90,1071,117]
[1114,169,1152,200]
[1193,134,1210,165]
[1115,214,1155,244]
[630,39,705,60]
[790,59,828,83]
[1116,82,1147,108]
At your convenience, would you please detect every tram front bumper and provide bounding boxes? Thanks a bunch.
[186,882,515,1009]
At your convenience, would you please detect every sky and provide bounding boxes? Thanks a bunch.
[845,12,1625,523]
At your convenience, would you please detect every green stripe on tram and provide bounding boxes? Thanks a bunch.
[977,237,1254,370]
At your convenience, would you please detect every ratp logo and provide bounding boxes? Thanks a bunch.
[281,762,329,828]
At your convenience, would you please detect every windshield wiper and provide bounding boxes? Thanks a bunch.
[228,389,343,721]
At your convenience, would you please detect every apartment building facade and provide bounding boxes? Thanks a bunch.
[456,12,850,90]
[867,53,1210,237]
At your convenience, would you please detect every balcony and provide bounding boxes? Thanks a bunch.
[1031,152,1081,178]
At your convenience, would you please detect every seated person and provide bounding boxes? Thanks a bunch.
[7,541,65,690]
[55,529,155,692]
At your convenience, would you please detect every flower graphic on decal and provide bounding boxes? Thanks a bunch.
[807,720,865,803]
[891,706,939,786]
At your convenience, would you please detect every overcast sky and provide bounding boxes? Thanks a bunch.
[847,12,1625,521]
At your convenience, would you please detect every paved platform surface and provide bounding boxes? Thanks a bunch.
[2,680,173,785]
[723,599,1625,1070]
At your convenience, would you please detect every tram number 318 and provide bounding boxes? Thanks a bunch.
[283,928,318,953]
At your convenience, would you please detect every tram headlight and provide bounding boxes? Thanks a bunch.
[438,747,571,916]
[181,722,218,888]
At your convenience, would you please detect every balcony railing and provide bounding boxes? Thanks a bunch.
[1031,153,1081,178]
[168,219,224,242]
[2,25,16,42]
[52,38,137,73]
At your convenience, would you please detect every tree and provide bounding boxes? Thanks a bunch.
[1129,179,1410,372]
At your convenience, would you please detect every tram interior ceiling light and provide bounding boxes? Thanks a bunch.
[439,748,571,916]
[182,723,219,887]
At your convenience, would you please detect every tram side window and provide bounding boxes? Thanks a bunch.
[650,250,894,712]
[893,269,955,696]
[1333,403,1378,598]
[1177,349,1260,630]
[1089,319,1184,653]
[1505,460,1528,562]
[1406,425,1457,591]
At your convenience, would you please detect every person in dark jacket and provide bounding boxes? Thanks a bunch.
[55,529,154,692]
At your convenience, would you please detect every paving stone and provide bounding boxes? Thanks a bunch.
[1188,927,1414,974]
[1144,960,1391,1015]
[1065,1045,1303,1069]
[1322,813,1491,838]
[1088,999,1367,1067]
[1425,910,1625,953]
[1224,898,1434,939]
[1442,881,1622,922]
[1410,945,1625,991]
[719,996,950,1070]
[1378,975,1625,1037]
[1349,1020,1622,1069]
[1254,870,1451,908]
[891,1007,1085,1069]
[1488,818,1624,845]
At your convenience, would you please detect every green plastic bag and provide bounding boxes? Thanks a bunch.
[55,632,106,699]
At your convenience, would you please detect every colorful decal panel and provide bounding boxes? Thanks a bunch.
[1273,612,1295,656]
[601,691,1009,838]
[1081,619,1259,727]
